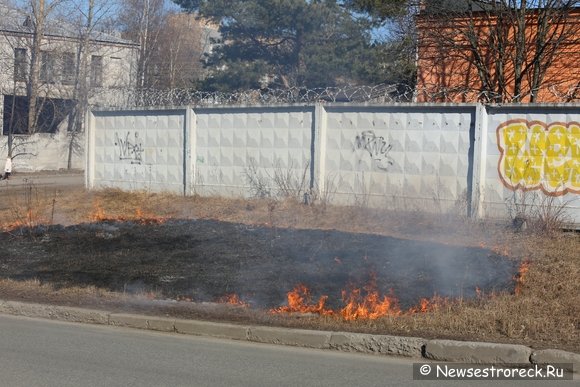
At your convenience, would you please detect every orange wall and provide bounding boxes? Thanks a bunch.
[416,10,580,102]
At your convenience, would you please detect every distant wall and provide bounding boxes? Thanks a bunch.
[86,103,580,225]
[0,129,84,172]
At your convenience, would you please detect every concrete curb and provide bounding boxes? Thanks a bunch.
[424,339,532,364]
[0,300,577,373]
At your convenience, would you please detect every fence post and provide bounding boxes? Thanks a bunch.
[184,107,195,196]
[84,109,95,190]
[313,103,328,199]
[471,103,489,219]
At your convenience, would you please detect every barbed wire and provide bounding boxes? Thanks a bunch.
[91,83,580,108]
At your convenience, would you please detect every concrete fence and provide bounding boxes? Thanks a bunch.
[86,103,579,224]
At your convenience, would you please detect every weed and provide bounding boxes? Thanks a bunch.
[244,157,271,198]
[505,187,573,233]
[2,180,53,234]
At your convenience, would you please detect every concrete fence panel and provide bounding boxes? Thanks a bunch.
[86,109,187,194]
[86,103,579,226]
[191,106,315,198]
[474,105,579,225]
[319,105,476,211]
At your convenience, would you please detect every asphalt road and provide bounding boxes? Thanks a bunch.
[0,171,84,191]
[0,315,576,387]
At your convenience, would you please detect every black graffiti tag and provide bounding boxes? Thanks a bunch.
[354,130,394,170]
[115,132,144,164]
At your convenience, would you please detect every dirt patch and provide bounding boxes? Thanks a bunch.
[0,220,515,310]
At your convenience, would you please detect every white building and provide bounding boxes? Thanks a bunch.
[0,2,138,171]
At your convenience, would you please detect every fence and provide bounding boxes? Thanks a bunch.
[86,103,579,225]
[92,83,580,109]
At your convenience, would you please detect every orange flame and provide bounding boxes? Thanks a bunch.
[89,202,166,224]
[90,201,107,222]
[407,295,448,314]
[340,275,401,320]
[514,260,530,295]
[270,284,334,316]
[408,298,431,314]
[218,293,249,307]
[492,244,510,256]
[1,208,46,231]
[272,276,457,320]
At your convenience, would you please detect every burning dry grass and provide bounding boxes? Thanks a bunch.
[311,234,577,351]
[0,186,578,351]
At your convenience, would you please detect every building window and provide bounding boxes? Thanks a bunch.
[14,48,27,81]
[62,52,76,85]
[40,51,57,83]
[90,55,103,87]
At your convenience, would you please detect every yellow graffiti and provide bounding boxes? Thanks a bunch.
[497,120,580,196]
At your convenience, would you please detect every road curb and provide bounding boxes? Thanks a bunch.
[0,300,110,325]
[424,339,532,364]
[329,332,425,358]
[248,326,332,348]
[0,300,577,372]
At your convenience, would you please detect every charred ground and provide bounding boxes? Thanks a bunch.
[0,219,515,310]
[0,178,578,351]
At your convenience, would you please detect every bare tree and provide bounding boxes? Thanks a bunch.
[0,1,63,159]
[64,0,117,169]
[117,0,165,88]
[26,0,68,134]
[0,0,136,166]
[416,0,580,102]
[147,12,208,89]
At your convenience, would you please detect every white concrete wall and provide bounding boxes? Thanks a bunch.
[192,106,314,197]
[475,105,579,225]
[87,109,186,193]
[86,103,580,225]
[0,130,84,171]
[319,105,475,210]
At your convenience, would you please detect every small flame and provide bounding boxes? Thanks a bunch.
[492,244,510,256]
[514,260,531,295]
[90,201,107,222]
[270,284,334,315]
[89,202,166,224]
[272,277,456,320]
[2,207,46,231]
[340,274,401,320]
[407,295,448,314]
[218,293,249,307]
[408,298,431,314]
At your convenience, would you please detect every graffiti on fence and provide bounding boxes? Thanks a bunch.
[354,130,394,171]
[115,132,144,164]
[497,120,580,196]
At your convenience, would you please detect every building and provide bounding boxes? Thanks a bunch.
[415,3,580,103]
[0,2,138,170]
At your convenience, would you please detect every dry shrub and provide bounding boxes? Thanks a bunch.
[0,181,58,232]
[506,189,574,233]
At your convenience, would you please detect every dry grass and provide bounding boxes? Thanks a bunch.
[0,187,578,352]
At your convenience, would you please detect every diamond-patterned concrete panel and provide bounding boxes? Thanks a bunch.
[421,153,439,175]
[423,132,441,153]
[404,132,422,152]
[439,154,458,177]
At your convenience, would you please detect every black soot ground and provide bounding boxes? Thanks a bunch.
[0,219,518,309]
